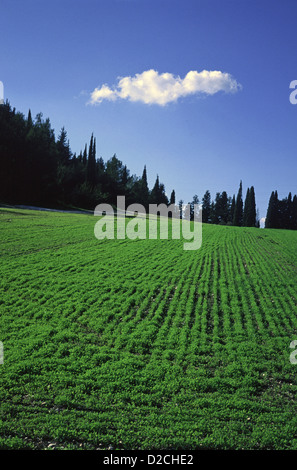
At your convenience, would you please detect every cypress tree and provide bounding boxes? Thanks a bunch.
[265,190,279,228]
[291,195,297,230]
[287,192,292,229]
[169,189,176,205]
[27,109,33,129]
[243,187,250,226]
[220,191,229,224]
[159,183,168,205]
[190,194,199,221]
[256,209,260,228]
[86,133,96,186]
[82,144,87,165]
[233,181,243,226]
[178,199,183,219]
[202,190,211,223]
[140,165,149,209]
[229,195,235,224]
[243,186,256,227]
[209,201,216,224]
[150,175,160,204]
[248,186,256,227]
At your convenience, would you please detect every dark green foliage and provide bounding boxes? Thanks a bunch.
[265,191,278,228]
[86,134,96,186]
[149,175,168,206]
[292,195,297,230]
[0,103,57,205]
[138,165,150,210]
[265,190,297,230]
[190,194,199,221]
[3,100,296,232]
[0,102,175,210]
[212,191,229,224]
[202,190,211,223]
[169,189,175,205]
[233,180,243,226]
[243,186,256,227]
[230,194,236,224]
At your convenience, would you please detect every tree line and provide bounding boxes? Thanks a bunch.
[0,102,260,227]
[0,101,173,209]
[183,181,259,227]
[2,101,296,231]
[265,191,297,229]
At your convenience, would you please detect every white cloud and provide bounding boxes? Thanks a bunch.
[89,69,241,106]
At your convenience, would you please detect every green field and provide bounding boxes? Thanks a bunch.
[1,207,297,450]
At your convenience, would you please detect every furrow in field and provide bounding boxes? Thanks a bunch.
[143,249,205,361]
[241,231,295,338]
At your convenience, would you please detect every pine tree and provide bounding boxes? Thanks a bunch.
[57,127,72,165]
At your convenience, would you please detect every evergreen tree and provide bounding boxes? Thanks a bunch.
[202,190,211,223]
[82,144,87,165]
[278,196,288,229]
[150,175,160,205]
[169,189,176,205]
[291,195,297,230]
[213,192,221,224]
[27,109,33,129]
[265,191,279,228]
[243,186,256,227]
[159,183,168,205]
[86,134,97,186]
[209,201,216,224]
[220,191,229,224]
[248,186,256,227]
[139,165,149,209]
[229,195,236,224]
[286,192,292,229]
[256,209,260,228]
[57,127,72,165]
[243,187,250,226]
[0,101,175,211]
[178,199,184,219]
[190,194,199,221]
[233,181,243,226]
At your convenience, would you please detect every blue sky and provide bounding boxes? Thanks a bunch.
[1,0,297,222]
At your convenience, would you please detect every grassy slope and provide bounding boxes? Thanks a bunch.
[1,207,297,449]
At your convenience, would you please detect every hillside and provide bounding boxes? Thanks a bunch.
[1,207,297,449]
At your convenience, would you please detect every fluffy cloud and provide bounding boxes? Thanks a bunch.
[89,69,241,106]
